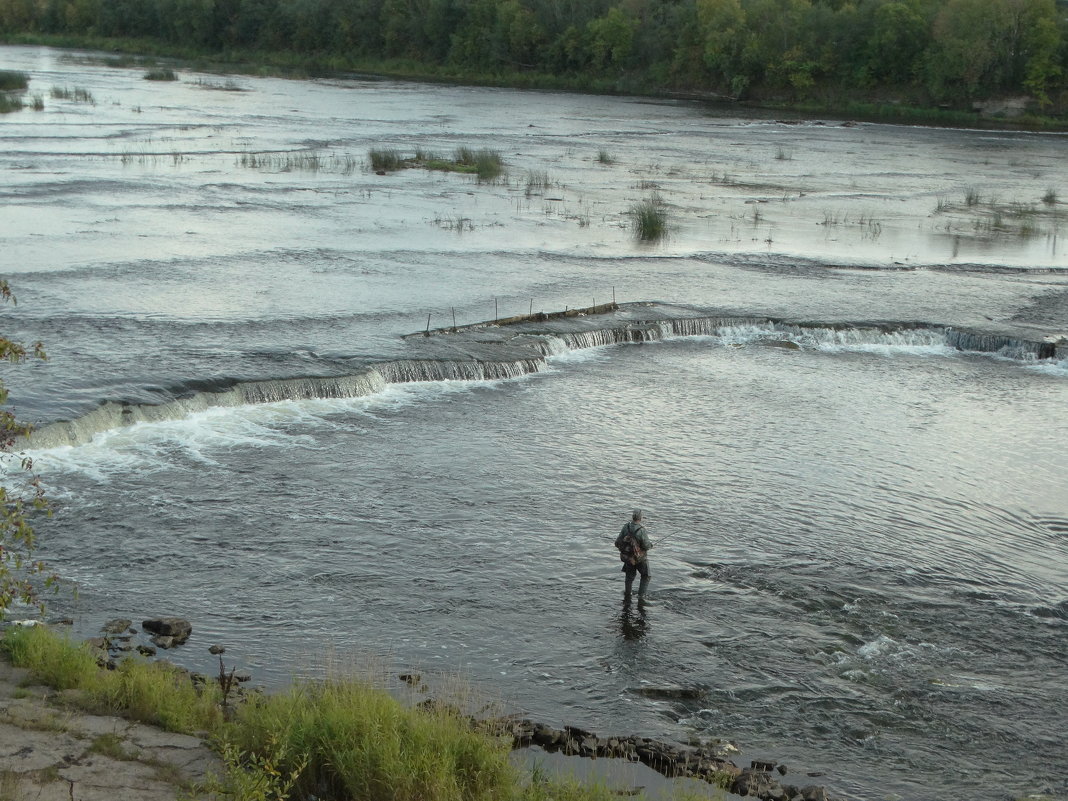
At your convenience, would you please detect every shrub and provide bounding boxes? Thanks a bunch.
[144,68,178,81]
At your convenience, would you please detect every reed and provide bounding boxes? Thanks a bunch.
[1042,188,1058,205]
[596,149,614,164]
[50,85,94,103]
[0,95,23,114]
[144,68,178,81]
[964,186,981,206]
[0,70,29,91]
[370,147,405,171]
[629,193,668,241]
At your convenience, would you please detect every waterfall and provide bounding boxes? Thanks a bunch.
[20,312,1061,451]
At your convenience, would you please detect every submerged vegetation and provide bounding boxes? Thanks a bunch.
[0,625,709,801]
[2,0,1067,123]
[143,67,177,80]
[0,69,27,91]
[370,146,505,182]
[50,85,94,103]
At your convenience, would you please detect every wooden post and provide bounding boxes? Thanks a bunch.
[426,313,431,333]
[529,298,533,315]
[612,286,616,303]
[452,307,456,329]
[494,298,498,320]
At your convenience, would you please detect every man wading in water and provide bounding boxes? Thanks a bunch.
[615,509,652,600]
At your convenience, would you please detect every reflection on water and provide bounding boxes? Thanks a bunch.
[619,597,650,642]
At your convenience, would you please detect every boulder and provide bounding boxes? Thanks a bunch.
[209,644,225,655]
[101,618,132,634]
[142,617,191,644]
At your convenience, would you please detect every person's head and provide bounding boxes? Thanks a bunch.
[632,509,643,522]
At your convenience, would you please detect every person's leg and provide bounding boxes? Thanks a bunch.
[637,561,651,598]
[624,564,636,595]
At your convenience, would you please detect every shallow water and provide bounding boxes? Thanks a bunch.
[2,45,1068,801]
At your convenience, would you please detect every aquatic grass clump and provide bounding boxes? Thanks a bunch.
[0,95,23,114]
[144,68,178,81]
[0,70,29,91]
[629,193,668,241]
[50,85,94,104]
[239,151,358,174]
[370,147,405,172]
[1042,188,1058,205]
[596,149,614,165]
[454,147,504,182]
[964,186,981,206]
[524,170,553,195]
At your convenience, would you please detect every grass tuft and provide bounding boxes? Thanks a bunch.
[964,186,981,206]
[596,149,614,165]
[144,68,178,81]
[1042,188,1058,205]
[629,193,668,241]
[50,85,94,103]
[0,70,29,91]
[370,147,405,171]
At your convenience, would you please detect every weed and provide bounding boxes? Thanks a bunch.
[964,187,981,206]
[193,78,244,91]
[369,147,405,171]
[629,193,668,241]
[524,170,553,195]
[0,95,23,114]
[30,94,44,111]
[1042,188,1058,205]
[775,146,793,160]
[144,68,178,81]
[934,196,950,212]
[455,147,503,182]
[596,149,614,165]
[50,85,95,103]
[432,214,474,232]
[240,151,357,174]
[86,732,135,761]
[0,70,29,91]
[0,770,22,801]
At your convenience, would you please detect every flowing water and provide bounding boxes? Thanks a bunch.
[2,45,1068,801]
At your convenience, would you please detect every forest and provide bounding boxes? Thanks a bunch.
[2,0,1067,115]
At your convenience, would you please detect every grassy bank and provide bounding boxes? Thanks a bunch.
[1,625,710,801]
[4,32,1066,132]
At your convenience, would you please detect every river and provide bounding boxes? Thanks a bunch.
[2,44,1067,801]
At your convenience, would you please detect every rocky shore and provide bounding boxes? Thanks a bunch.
[8,617,840,801]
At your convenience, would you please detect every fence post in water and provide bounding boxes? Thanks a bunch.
[452,307,456,329]
[494,297,498,320]
[529,299,533,316]
[612,286,616,303]
[425,313,431,334]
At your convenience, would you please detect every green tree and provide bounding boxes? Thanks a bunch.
[0,281,52,616]
[864,0,929,84]
[697,0,747,91]
[586,6,637,71]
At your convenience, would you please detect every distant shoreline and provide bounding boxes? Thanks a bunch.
[4,35,1068,133]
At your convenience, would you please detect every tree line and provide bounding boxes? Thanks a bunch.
[2,0,1067,110]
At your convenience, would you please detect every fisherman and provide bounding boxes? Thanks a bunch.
[615,509,652,600]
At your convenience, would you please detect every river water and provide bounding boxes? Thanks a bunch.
[2,45,1067,801]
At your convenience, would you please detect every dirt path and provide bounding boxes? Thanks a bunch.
[0,659,221,801]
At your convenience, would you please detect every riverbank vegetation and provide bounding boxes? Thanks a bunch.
[370,146,505,182]
[2,0,1068,125]
[1,625,709,801]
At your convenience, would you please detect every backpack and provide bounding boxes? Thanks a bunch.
[619,526,646,566]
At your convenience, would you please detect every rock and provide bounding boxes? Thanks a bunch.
[85,637,107,650]
[136,644,157,656]
[800,785,828,801]
[778,764,789,775]
[209,644,225,655]
[151,635,175,649]
[142,617,192,644]
[752,759,777,772]
[102,618,132,634]
[234,671,252,682]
